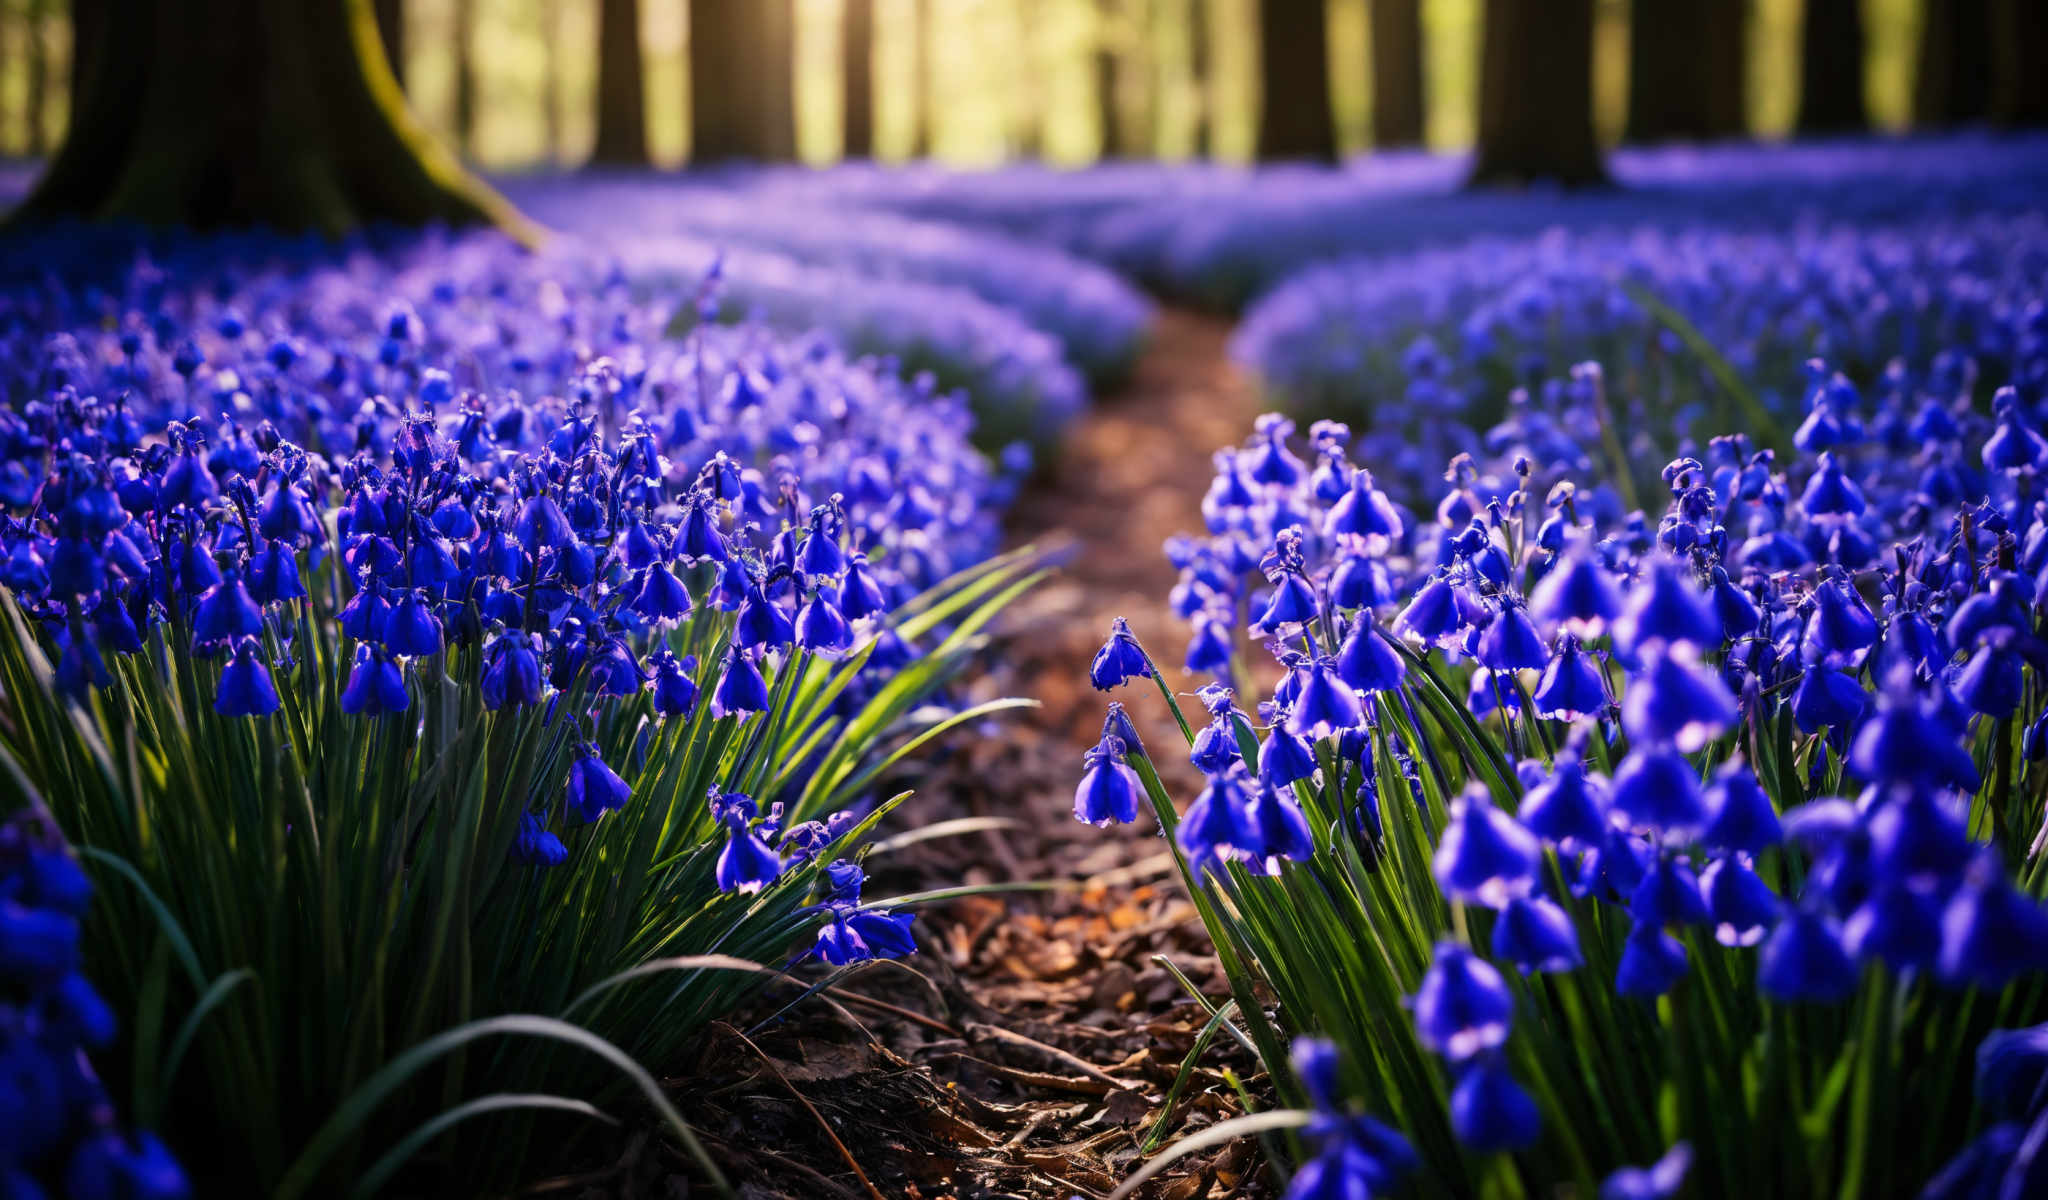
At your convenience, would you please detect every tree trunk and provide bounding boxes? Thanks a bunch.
[1097,0,1125,157]
[1915,0,1991,126]
[26,0,49,155]
[1796,0,1866,134]
[1369,0,1425,147]
[9,0,529,237]
[591,0,648,165]
[910,0,934,156]
[1469,0,1606,186]
[842,0,876,158]
[541,0,564,162]
[1990,0,2048,126]
[372,0,404,87]
[1256,0,1337,161]
[453,0,477,158]
[1189,0,1211,155]
[690,0,797,162]
[1625,0,1747,142]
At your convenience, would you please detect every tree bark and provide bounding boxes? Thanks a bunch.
[690,0,797,162]
[910,0,934,156]
[1915,0,1991,126]
[1796,0,1866,134]
[1369,0,1425,147]
[26,0,49,155]
[541,0,564,162]
[1988,0,2046,127]
[1470,0,1605,185]
[453,0,477,158]
[1189,0,1211,155]
[10,0,530,237]
[372,0,404,87]
[842,0,876,158]
[1256,0,1337,161]
[1625,0,1747,142]
[1097,0,1125,158]
[591,0,649,165]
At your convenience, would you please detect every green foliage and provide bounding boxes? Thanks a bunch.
[0,547,1045,1197]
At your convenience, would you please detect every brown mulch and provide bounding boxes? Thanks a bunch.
[530,312,1275,1200]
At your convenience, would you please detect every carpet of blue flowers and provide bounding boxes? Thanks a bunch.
[5,133,2048,1198]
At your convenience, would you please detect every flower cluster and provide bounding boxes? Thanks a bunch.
[503,175,1155,384]
[1089,364,2048,1190]
[1,808,187,1199]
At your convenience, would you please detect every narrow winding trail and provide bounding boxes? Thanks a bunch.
[642,312,1277,1200]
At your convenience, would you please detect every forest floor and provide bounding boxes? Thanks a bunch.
[523,312,1277,1200]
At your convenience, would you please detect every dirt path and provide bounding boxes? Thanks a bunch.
[621,312,1274,1200]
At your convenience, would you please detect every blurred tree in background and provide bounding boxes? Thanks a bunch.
[0,0,2043,193]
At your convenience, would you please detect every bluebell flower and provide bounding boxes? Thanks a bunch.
[632,563,694,624]
[1798,452,1866,518]
[1258,725,1321,788]
[1608,744,1706,840]
[481,634,545,711]
[1074,737,1142,827]
[340,646,408,716]
[1491,895,1582,974]
[1599,1143,1692,1200]
[512,812,568,866]
[383,590,443,658]
[1973,1022,2048,1123]
[1322,468,1402,548]
[1629,855,1710,927]
[566,745,632,823]
[837,555,888,621]
[1866,788,1971,886]
[1622,644,1737,752]
[1615,921,1688,997]
[1334,619,1406,693]
[711,649,771,718]
[1955,639,2027,718]
[514,492,574,554]
[1090,616,1154,691]
[1699,854,1780,947]
[1532,633,1608,721]
[1699,760,1782,856]
[1940,852,2048,990]
[1286,656,1363,740]
[1849,674,1982,793]
[0,902,80,974]
[1179,767,1253,872]
[1239,783,1316,870]
[1843,882,1942,971]
[1614,557,1720,654]
[214,637,280,718]
[1519,748,1610,846]
[649,650,700,718]
[1450,1059,1541,1153]
[1434,787,1541,908]
[1477,602,1548,674]
[714,812,782,893]
[1394,575,1466,648]
[1329,552,1395,610]
[1758,908,1857,1003]
[796,591,854,655]
[1185,611,1235,677]
[1257,572,1322,632]
[1190,704,1244,774]
[1413,942,1513,1062]
[193,573,264,646]
[1101,702,1147,759]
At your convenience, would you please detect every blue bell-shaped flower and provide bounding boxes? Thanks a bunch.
[1490,895,1582,974]
[1434,786,1541,908]
[1450,1060,1542,1153]
[1412,942,1513,1062]
[1074,738,1142,827]
[1758,908,1857,1003]
[1700,760,1782,856]
[1615,921,1688,997]
[1609,745,1707,840]
[1090,616,1154,690]
[1699,855,1780,947]
[1532,633,1608,721]
[214,637,280,718]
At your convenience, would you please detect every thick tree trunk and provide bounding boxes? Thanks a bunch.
[1625,0,1747,142]
[453,0,477,158]
[10,0,529,237]
[26,0,49,155]
[690,0,797,162]
[842,0,876,158]
[591,0,648,165]
[1256,0,1337,161]
[1796,0,1866,134]
[541,0,564,162]
[373,0,405,87]
[1097,0,1125,158]
[910,0,934,156]
[1369,0,1425,148]
[1915,0,1991,126]
[1470,0,1606,186]
[1189,0,1211,155]
[1988,0,2046,127]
